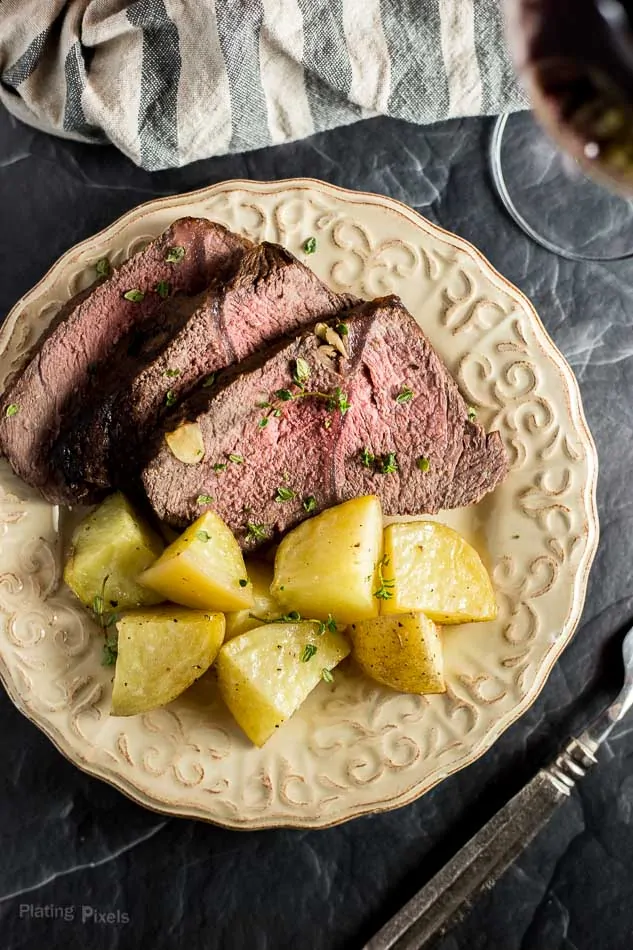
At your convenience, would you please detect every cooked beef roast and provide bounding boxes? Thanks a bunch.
[142,296,510,547]
[57,242,357,500]
[0,218,251,502]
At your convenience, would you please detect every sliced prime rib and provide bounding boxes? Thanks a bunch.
[58,242,358,500]
[142,295,510,548]
[0,217,251,503]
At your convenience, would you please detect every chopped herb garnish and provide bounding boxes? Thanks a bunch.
[5,403,19,418]
[102,633,118,666]
[293,357,311,386]
[163,368,180,378]
[196,494,214,505]
[228,454,244,464]
[378,452,398,474]
[323,418,332,430]
[239,578,248,588]
[321,668,334,684]
[283,611,301,622]
[326,614,337,633]
[467,406,477,422]
[360,447,374,468]
[123,289,144,302]
[272,408,282,418]
[165,390,177,407]
[374,555,395,601]
[155,280,170,298]
[165,246,186,263]
[202,373,216,388]
[300,643,318,662]
[336,323,348,337]
[275,486,296,502]
[326,387,351,415]
[303,495,317,513]
[93,593,105,616]
[246,522,268,541]
[258,416,269,430]
[303,236,317,254]
[196,530,212,543]
[95,257,111,279]
[417,456,430,473]
[213,463,227,473]
[275,389,293,401]
[396,386,414,404]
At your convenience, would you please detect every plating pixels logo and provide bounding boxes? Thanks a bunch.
[19,904,130,924]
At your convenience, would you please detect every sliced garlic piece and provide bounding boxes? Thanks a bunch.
[165,422,205,465]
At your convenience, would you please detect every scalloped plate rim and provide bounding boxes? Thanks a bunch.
[0,178,599,829]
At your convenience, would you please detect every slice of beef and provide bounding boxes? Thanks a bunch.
[62,242,358,498]
[142,295,510,548]
[0,217,251,503]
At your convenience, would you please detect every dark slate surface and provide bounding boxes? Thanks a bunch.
[0,105,631,950]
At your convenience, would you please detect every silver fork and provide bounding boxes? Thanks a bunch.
[365,623,633,950]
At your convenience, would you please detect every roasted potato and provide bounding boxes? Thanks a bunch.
[111,607,225,716]
[381,521,497,623]
[139,510,254,612]
[217,621,350,746]
[270,496,383,623]
[64,492,164,610]
[350,612,445,694]
[224,561,281,640]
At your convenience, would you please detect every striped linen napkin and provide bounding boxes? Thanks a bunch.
[0,0,527,171]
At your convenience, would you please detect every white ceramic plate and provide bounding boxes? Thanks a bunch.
[0,179,598,828]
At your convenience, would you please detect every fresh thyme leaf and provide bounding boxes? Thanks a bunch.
[303,495,317,513]
[275,389,293,401]
[359,447,374,468]
[467,406,477,422]
[165,245,186,263]
[93,594,105,616]
[123,289,144,302]
[396,386,414,404]
[228,454,244,464]
[293,357,311,385]
[196,494,214,505]
[256,401,271,409]
[155,280,170,298]
[323,418,332,429]
[321,668,334,683]
[5,403,19,418]
[213,462,227,472]
[258,416,269,430]
[378,452,398,474]
[326,614,337,633]
[202,373,216,388]
[95,257,111,279]
[300,643,318,662]
[163,368,180,378]
[165,390,177,407]
[336,323,348,337]
[102,633,118,666]
[272,408,282,418]
[316,620,326,636]
[302,236,317,254]
[196,530,212,542]
[103,612,120,629]
[275,486,296,502]
[239,578,248,587]
[417,456,430,473]
[374,554,395,600]
[326,387,351,415]
[246,522,268,541]
[282,611,301,622]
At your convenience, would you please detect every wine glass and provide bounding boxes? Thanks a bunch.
[493,0,633,260]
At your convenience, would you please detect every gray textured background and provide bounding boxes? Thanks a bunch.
[0,105,631,950]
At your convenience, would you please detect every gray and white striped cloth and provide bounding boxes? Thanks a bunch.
[0,0,527,171]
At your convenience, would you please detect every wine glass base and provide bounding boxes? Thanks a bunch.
[490,112,633,262]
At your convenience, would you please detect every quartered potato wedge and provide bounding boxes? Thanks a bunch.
[139,510,254,612]
[111,607,225,716]
[350,613,445,694]
[216,621,350,746]
[224,560,281,641]
[270,496,383,623]
[64,492,164,610]
[381,521,497,623]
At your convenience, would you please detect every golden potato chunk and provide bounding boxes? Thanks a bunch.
[381,521,497,623]
[224,561,281,640]
[63,492,164,610]
[270,496,383,623]
[217,621,350,746]
[111,607,225,716]
[350,612,445,694]
[139,510,254,612]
